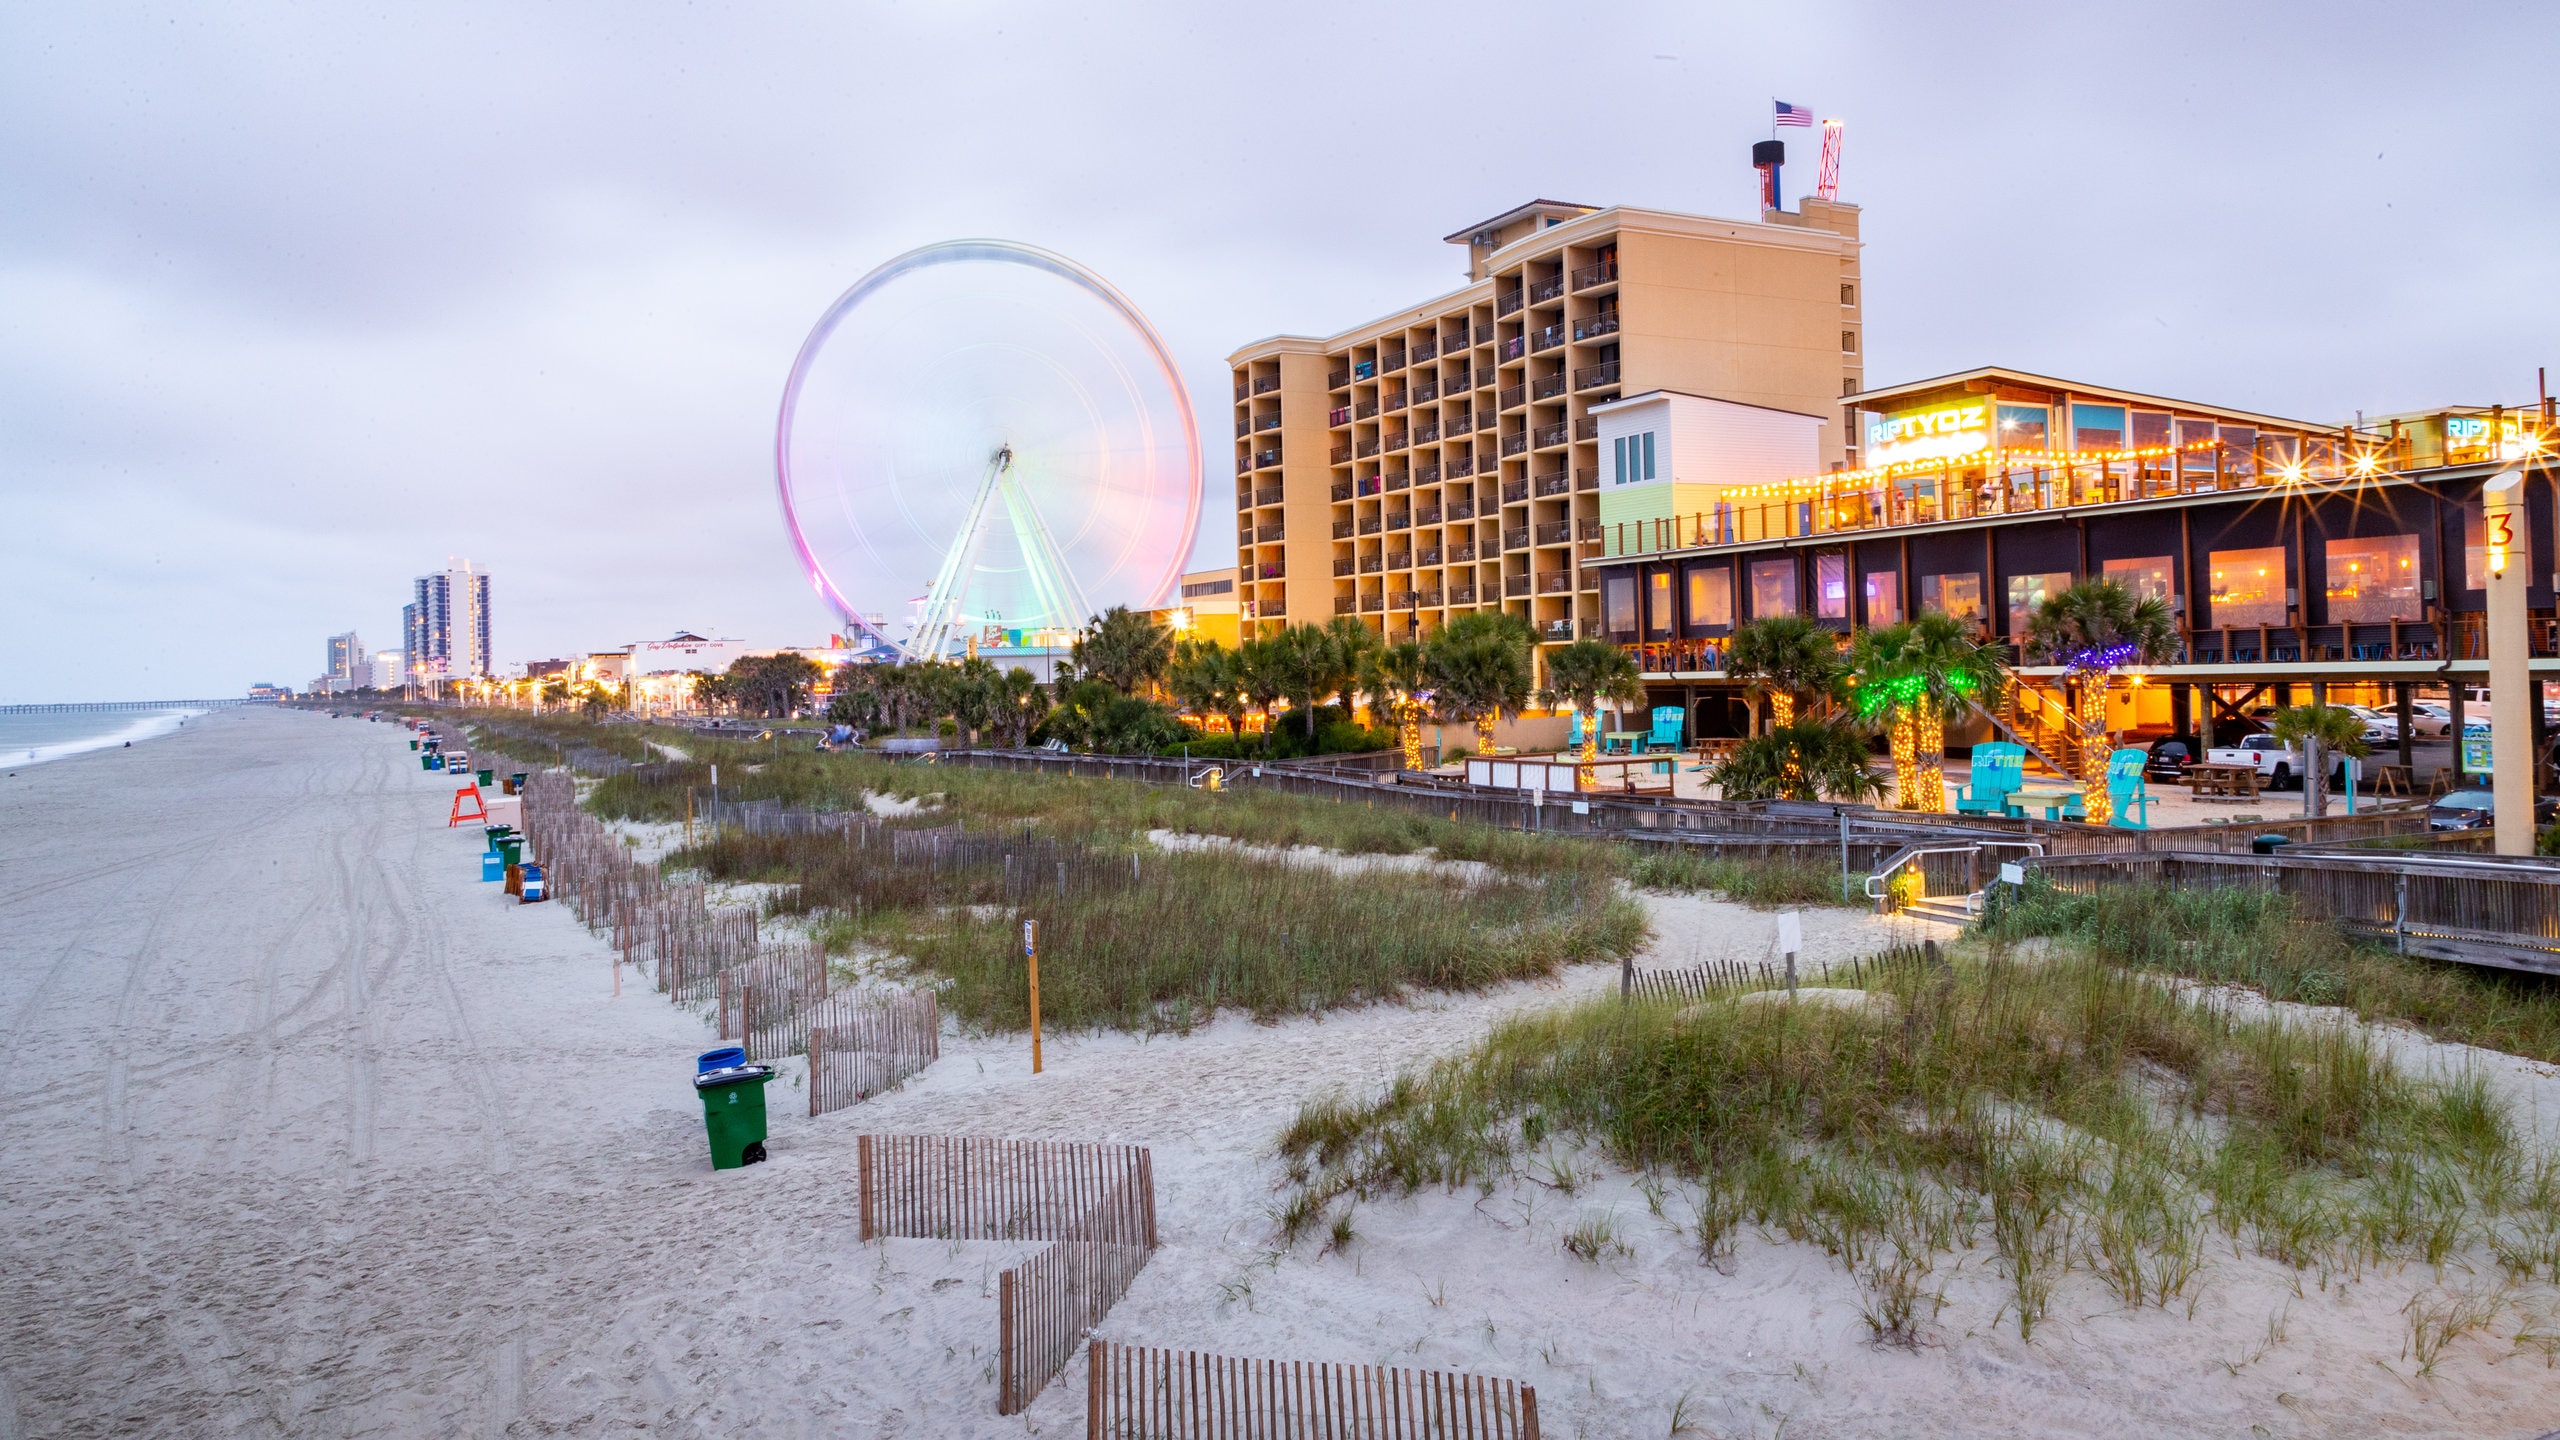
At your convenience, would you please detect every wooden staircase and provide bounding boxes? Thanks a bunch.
[1985,682,2081,780]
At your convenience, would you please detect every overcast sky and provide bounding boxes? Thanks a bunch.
[4,1,2553,701]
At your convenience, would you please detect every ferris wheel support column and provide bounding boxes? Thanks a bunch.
[999,467,1093,638]
[910,446,1013,661]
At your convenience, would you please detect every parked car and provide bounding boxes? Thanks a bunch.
[2206,733,2306,789]
[2144,737,2196,782]
[2428,787,2560,830]
[2404,703,2457,737]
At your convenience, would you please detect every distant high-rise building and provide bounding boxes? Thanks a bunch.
[327,631,363,685]
[407,562,492,680]
[371,650,402,690]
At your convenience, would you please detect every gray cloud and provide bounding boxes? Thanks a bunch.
[3,0,2553,699]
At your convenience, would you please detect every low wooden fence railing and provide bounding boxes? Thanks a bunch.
[2029,849,2560,975]
[808,991,940,1116]
[1086,1341,1539,1438]
[858,1136,1161,1414]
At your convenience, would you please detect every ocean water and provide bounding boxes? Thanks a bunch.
[0,707,207,769]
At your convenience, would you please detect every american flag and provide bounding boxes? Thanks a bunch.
[1774,101,1814,127]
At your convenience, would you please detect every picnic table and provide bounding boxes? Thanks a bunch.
[2185,762,2260,798]
[1602,731,1644,756]
[2004,783,2084,820]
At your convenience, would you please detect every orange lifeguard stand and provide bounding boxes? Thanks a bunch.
[448,783,489,826]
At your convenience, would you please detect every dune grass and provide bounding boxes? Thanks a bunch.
[1278,950,2559,1344]
[582,738,1852,904]
[681,828,1647,1033]
[1981,878,2560,1065]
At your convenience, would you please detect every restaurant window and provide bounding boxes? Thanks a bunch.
[2176,417,2218,448]
[1604,574,1639,635]
[2220,427,2258,472]
[1647,570,1674,637]
[1920,572,1983,622]
[1612,431,1658,485]
[2326,534,2422,622]
[1750,558,1799,618]
[2206,546,2287,628]
[1996,404,2048,450]
[2464,503,2487,590]
[1864,570,1902,624]
[2072,404,2127,451]
[1686,564,1734,629]
[1815,554,1849,619]
[2100,555,2176,608]
[2006,571,2073,638]
[2130,411,2173,448]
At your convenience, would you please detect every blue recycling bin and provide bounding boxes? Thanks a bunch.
[481,851,505,882]
[698,1046,746,1073]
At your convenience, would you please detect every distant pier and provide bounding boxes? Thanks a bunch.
[0,699,254,716]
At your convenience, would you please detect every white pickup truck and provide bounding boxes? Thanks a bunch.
[2206,733,2365,790]
[2205,733,2309,789]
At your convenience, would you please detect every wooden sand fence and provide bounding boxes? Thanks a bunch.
[1086,1341,1539,1439]
[808,990,940,1116]
[856,1135,1159,1414]
[519,770,762,994]
[1623,943,1934,1004]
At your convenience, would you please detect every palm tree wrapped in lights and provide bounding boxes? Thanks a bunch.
[1538,639,1644,788]
[1424,611,1536,757]
[1725,615,1843,732]
[2022,581,2176,825]
[1358,639,1432,771]
[1848,614,2007,813]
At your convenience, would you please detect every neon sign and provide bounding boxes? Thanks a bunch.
[1866,402,1990,465]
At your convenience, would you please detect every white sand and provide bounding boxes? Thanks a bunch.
[3,709,2556,1437]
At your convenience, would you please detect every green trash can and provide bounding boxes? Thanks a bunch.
[476,768,494,788]
[409,739,420,751]
[496,836,523,867]
[420,754,435,771]
[694,1062,776,1169]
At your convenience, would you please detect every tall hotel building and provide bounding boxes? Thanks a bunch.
[405,562,492,680]
[1228,194,1862,649]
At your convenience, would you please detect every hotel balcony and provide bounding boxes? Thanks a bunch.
[1330,480,1353,501]
[1253,374,1282,395]
[1252,486,1283,506]
[1360,594,1383,612]
[1359,555,1382,573]
[1448,541,1478,562]
[1411,338,1439,363]
[1448,584,1478,604]
[1502,525,1530,550]
[1417,546,1443,566]
[1499,384,1526,411]
[1531,372,1567,401]
[1571,313,1619,342]
[1387,509,1411,530]
[1328,368,1350,389]
[1530,324,1564,353]
[1573,360,1620,391]
[1358,515,1382,535]
[1254,522,1285,541]
[1413,379,1439,404]
[1571,256,1618,291]
[1385,470,1411,491]
[1331,519,1353,538]
[1334,595,1356,615]
[1500,479,1528,503]
[1387,550,1411,570]
[1504,574,1531,596]
[1448,455,1476,478]
[1355,400,1379,420]
[1528,274,1564,303]
[1332,557,1355,576]
[1534,521,1572,545]
[1536,570,1572,594]
[1254,413,1282,431]
[1532,423,1568,450]
[1496,288,1523,316]
[1500,433,1528,457]
[1532,471,1569,498]
[1447,498,1475,520]
[1330,444,1353,464]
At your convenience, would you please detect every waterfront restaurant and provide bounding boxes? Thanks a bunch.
[1585,366,2560,758]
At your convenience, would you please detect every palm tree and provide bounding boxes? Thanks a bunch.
[1358,638,1432,769]
[1848,614,2007,812]
[1725,615,1844,731]
[1322,614,1380,720]
[1071,605,1175,696]
[1538,638,1644,785]
[2272,703,2371,819]
[1164,637,1242,737]
[1235,633,1286,749]
[1709,718,1887,803]
[945,656,1001,745]
[997,666,1049,746]
[2022,581,2178,824]
[1424,611,1536,756]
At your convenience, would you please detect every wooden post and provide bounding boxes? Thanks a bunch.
[1024,918,1043,1074]
[998,1268,1017,1414]
[858,1134,874,1240]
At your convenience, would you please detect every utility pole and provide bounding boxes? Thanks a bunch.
[2485,468,2534,854]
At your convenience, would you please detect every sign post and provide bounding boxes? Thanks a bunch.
[1777,909,1803,999]
[2484,470,2535,855]
[1023,918,1043,1074]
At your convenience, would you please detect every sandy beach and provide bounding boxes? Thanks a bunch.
[5,708,2559,1438]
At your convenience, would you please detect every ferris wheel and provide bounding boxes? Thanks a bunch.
[775,240,1201,659]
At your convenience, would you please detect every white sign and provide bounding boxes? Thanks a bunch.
[1776,910,1803,957]
[1999,862,2025,885]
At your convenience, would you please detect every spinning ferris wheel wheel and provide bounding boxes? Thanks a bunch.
[774,240,1202,659]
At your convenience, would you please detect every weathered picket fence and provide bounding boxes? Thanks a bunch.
[1085,1341,1539,1439]
[807,990,941,1117]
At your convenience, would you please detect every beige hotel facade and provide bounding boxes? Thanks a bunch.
[1228,195,1864,648]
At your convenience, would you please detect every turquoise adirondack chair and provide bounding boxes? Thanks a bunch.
[2106,747,2153,828]
[1646,706,1685,753]
[1956,742,2024,815]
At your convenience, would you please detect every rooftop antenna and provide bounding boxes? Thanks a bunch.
[1816,119,1845,201]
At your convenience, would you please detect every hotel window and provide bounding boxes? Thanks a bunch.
[1687,564,1734,630]
[2100,556,2176,608]
[2326,535,2422,622]
[1815,554,1849,619]
[2006,571,2073,638]
[2130,411,2173,448]
[1647,571,1675,637]
[1920,572,1983,622]
[1840,283,1856,306]
[2072,404,2127,451]
[1604,574,1639,635]
[1996,405,2048,450]
[1750,558,1799,618]
[1864,570,1902,624]
[1611,430,1658,485]
[2206,546,2288,628]
[1841,330,1858,353]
